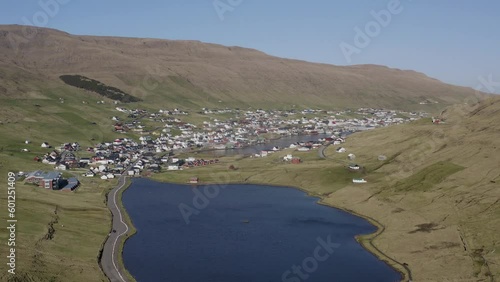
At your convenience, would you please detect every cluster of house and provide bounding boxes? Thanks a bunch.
[283,154,301,164]
[22,170,79,191]
[166,157,220,171]
[31,143,84,171]
[81,138,168,178]
[20,106,427,185]
[107,106,426,152]
[252,138,339,158]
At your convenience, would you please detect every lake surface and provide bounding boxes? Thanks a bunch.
[122,178,402,282]
[208,134,330,157]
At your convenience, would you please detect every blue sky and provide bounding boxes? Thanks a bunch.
[1,0,499,93]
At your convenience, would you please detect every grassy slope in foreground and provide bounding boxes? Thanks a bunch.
[0,159,114,282]
[0,84,129,281]
[323,97,500,281]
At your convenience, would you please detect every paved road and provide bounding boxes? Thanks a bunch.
[318,142,331,159]
[101,172,132,282]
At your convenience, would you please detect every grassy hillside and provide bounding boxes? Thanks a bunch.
[0,25,488,111]
[321,97,500,281]
[0,78,126,281]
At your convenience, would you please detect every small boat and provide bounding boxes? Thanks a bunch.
[352,178,367,183]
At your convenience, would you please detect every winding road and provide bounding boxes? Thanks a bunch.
[318,142,330,159]
[100,172,132,282]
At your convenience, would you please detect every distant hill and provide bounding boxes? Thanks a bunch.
[0,25,489,110]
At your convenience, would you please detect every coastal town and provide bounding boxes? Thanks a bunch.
[18,106,427,190]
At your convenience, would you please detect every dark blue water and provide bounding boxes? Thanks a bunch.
[209,134,329,157]
[122,178,401,282]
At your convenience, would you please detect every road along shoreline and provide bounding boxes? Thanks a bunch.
[99,174,136,282]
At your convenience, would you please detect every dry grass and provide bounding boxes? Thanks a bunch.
[322,97,500,281]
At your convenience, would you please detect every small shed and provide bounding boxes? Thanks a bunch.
[189,177,199,184]
[348,164,361,170]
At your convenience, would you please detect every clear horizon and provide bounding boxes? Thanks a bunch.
[1,0,499,94]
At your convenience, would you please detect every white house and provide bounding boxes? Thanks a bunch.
[55,164,67,171]
[297,147,310,152]
[283,154,293,161]
[167,165,179,171]
[336,147,346,153]
[348,164,361,170]
[41,142,50,148]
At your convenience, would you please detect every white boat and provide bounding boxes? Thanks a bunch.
[352,178,367,183]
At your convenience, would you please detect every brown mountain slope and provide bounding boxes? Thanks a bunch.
[0,25,487,110]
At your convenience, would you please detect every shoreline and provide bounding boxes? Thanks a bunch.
[99,175,137,282]
[178,132,337,155]
[117,176,411,282]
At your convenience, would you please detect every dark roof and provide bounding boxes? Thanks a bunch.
[62,178,79,191]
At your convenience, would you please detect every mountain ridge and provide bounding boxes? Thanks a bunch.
[0,25,489,110]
